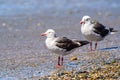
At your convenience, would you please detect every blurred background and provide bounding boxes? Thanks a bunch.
[0,0,120,16]
[0,0,120,80]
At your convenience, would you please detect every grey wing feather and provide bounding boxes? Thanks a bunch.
[91,21,109,37]
[55,37,79,51]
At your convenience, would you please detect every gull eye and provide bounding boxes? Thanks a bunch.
[47,32,51,34]
[86,19,89,21]
[86,18,90,21]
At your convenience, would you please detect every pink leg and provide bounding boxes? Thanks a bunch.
[95,42,97,50]
[55,56,62,68]
[90,42,92,51]
[61,56,63,66]
[58,56,60,66]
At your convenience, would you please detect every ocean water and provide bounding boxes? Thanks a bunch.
[0,0,120,16]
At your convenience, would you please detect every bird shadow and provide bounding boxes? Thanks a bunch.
[98,46,120,51]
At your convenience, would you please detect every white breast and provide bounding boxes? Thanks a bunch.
[81,23,103,41]
[45,38,65,54]
[45,38,57,50]
[81,23,93,36]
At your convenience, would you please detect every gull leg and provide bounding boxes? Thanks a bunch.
[90,42,92,51]
[58,56,60,66]
[95,42,97,50]
[61,56,64,66]
[55,56,62,68]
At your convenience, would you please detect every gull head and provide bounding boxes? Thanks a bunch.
[41,29,56,38]
[80,15,91,24]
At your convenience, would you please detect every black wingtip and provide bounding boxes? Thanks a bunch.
[109,28,118,32]
[80,41,89,46]
[75,41,89,47]
[72,40,89,46]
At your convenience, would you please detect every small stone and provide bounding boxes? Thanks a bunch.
[70,57,77,61]
[37,23,41,26]
[2,22,7,27]
[63,71,71,75]
[29,63,36,67]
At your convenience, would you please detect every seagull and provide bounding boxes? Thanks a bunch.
[80,15,117,51]
[41,29,89,68]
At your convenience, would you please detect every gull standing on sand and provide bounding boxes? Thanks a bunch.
[41,29,89,68]
[80,15,117,51]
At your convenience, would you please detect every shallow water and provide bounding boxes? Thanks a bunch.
[0,0,120,16]
[0,0,120,80]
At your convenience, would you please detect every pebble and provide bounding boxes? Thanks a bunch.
[70,57,77,61]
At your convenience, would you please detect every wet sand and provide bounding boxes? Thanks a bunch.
[0,0,120,80]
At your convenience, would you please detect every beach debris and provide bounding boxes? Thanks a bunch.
[70,56,77,61]
[39,59,120,80]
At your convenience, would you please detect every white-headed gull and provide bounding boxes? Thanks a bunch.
[41,29,89,68]
[80,15,117,51]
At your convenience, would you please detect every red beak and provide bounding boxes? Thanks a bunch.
[41,33,46,36]
[80,20,84,24]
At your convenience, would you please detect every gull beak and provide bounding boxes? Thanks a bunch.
[80,20,84,24]
[41,33,46,36]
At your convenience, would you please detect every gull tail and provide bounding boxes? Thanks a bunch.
[109,28,118,34]
[78,41,89,46]
[73,40,89,47]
